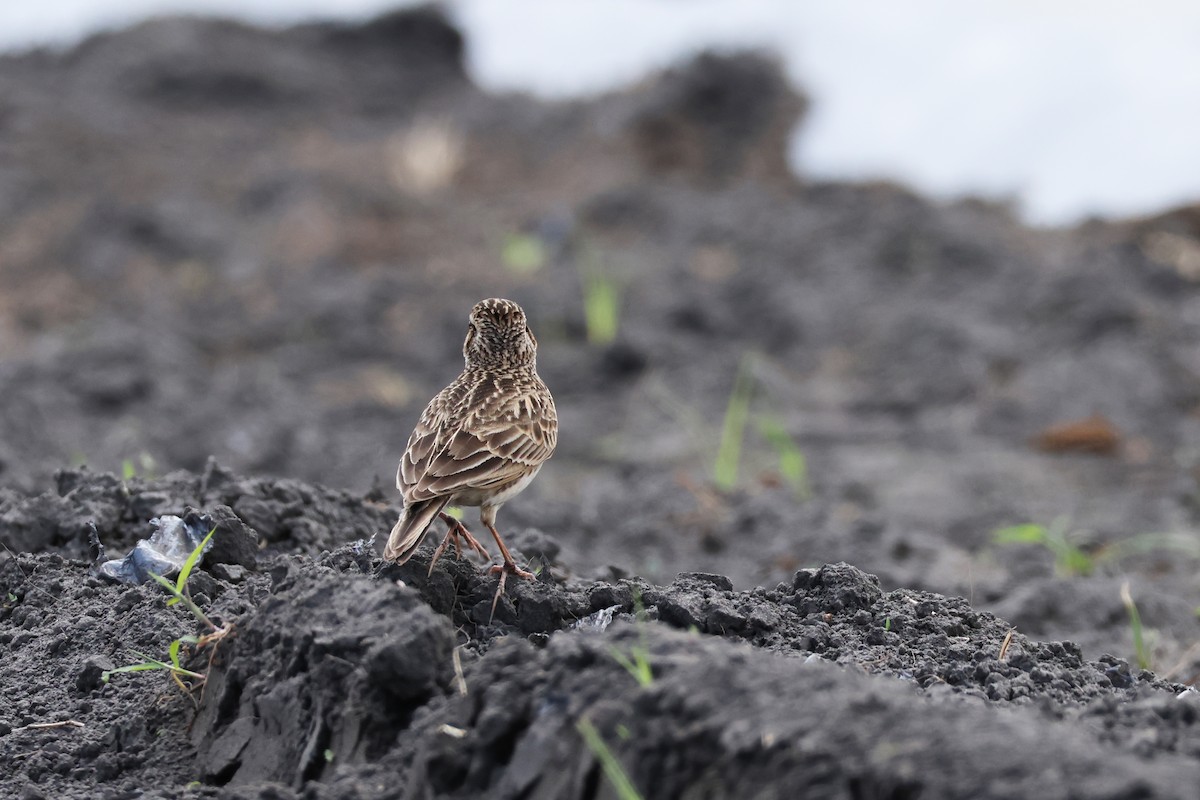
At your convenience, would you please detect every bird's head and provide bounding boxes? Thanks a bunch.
[463,298,538,369]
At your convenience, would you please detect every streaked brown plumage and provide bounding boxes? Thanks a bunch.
[384,298,557,612]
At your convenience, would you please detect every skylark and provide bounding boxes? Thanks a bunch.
[384,298,558,613]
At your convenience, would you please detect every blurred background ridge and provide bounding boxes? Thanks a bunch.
[1,0,1199,225]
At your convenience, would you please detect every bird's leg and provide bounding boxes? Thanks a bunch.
[484,522,537,619]
[426,513,491,577]
[427,513,492,575]
[440,512,491,559]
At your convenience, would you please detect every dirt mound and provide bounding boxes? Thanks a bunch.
[3,467,1200,798]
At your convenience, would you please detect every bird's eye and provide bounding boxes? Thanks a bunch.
[526,325,537,348]
[465,324,477,348]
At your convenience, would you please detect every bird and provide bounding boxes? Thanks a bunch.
[384,298,557,615]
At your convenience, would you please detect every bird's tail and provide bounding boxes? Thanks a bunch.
[383,497,450,563]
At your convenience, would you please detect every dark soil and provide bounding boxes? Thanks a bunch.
[3,7,1200,799]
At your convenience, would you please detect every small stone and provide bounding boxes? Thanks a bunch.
[656,594,704,630]
[588,583,631,612]
[212,563,247,583]
[77,654,116,693]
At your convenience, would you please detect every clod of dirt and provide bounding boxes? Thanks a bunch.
[204,505,260,571]
[193,568,455,786]
[3,467,1200,799]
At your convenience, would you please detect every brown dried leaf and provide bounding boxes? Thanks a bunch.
[1033,413,1120,455]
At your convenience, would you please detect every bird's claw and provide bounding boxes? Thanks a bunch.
[487,560,537,621]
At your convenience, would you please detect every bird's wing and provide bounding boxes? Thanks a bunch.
[398,390,449,495]
[399,380,556,504]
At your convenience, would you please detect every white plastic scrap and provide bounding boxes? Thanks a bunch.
[94,514,214,585]
[570,604,620,632]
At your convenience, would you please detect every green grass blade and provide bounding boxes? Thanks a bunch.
[576,717,644,800]
[993,520,1093,577]
[1055,545,1094,578]
[608,645,653,688]
[1042,516,1089,576]
[713,355,755,491]
[173,526,216,602]
[150,571,215,629]
[757,415,811,499]
[102,662,170,682]
[629,647,653,686]
[993,524,1047,544]
[150,572,183,601]
[501,232,547,274]
[1120,581,1153,670]
[1100,531,1200,563]
[129,650,182,672]
[608,646,637,676]
[103,649,206,683]
[583,272,619,345]
[130,649,205,680]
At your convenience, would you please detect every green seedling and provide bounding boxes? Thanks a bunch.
[501,232,548,275]
[156,527,214,609]
[711,353,812,499]
[102,527,232,698]
[120,452,158,482]
[713,354,755,491]
[582,269,620,345]
[1120,581,1154,671]
[608,640,654,688]
[757,414,811,499]
[102,645,206,694]
[576,717,644,800]
[992,517,1093,577]
[1097,531,1200,563]
[608,592,654,687]
[995,520,1200,578]
[575,242,622,345]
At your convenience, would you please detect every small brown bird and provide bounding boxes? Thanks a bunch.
[384,298,557,612]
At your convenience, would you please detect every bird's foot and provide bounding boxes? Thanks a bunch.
[487,560,537,621]
[427,520,492,577]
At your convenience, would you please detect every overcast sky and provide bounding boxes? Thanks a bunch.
[3,0,1198,226]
